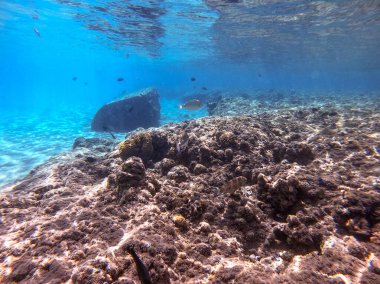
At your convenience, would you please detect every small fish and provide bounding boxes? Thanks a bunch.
[84,82,88,85]
[125,244,152,284]
[117,77,124,82]
[176,140,181,155]
[72,77,77,81]
[221,176,247,194]
[103,126,116,139]
[179,99,202,110]
[176,132,189,155]
[181,132,189,148]
[190,77,196,82]
[33,28,41,37]
[258,73,262,77]
[202,86,208,91]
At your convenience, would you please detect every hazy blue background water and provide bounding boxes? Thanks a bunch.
[0,0,379,187]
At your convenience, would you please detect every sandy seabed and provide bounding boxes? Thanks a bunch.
[1,91,380,283]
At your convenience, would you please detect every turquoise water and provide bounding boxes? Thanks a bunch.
[0,0,379,187]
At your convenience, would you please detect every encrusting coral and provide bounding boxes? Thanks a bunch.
[119,132,154,162]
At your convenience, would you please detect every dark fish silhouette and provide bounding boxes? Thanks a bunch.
[258,73,262,77]
[93,6,107,12]
[125,244,152,284]
[33,28,41,37]
[190,77,196,81]
[202,86,208,91]
[117,77,124,82]
[72,77,77,81]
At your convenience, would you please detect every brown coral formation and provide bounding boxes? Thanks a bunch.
[119,131,169,164]
[1,96,380,283]
[119,132,154,162]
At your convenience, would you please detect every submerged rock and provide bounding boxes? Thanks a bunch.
[91,87,160,133]
[116,156,146,195]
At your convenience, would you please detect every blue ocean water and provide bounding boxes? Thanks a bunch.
[0,0,379,188]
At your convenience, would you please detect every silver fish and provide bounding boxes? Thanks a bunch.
[33,28,41,37]
[176,140,181,155]
[176,132,189,155]
[180,99,202,110]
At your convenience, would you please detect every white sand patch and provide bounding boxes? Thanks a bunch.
[325,273,350,284]
[271,256,284,271]
[83,178,108,197]
[336,115,345,129]
[320,235,337,254]
[0,256,14,279]
[356,252,375,283]
[319,152,335,172]
[286,164,301,178]
[288,255,302,273]
[367,133,380,139]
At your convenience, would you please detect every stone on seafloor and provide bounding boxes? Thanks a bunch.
[195,243,212,257]
[218,131,236,148]
[172,214,189,230]
[371,257,380,274]
[167,165,190,183]
[198,222,212,234]
[91,87,160,133]
[193,163,207,175]
[116,156,146,194]
[159,158,176,175]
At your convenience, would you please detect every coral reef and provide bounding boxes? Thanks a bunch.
[1,94,380,283]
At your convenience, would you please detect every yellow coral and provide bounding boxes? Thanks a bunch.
[172,214,188,229]
[119,132,153,161]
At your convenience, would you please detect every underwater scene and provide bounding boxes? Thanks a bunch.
[0,0,379,283]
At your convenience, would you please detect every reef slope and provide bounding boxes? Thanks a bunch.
[1,104,380,283]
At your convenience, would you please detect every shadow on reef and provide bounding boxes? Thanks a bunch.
[1,93,380,283]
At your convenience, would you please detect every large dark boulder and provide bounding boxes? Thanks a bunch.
[91,88,160,133]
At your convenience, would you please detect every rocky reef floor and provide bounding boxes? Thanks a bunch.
[1,93,380,283]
